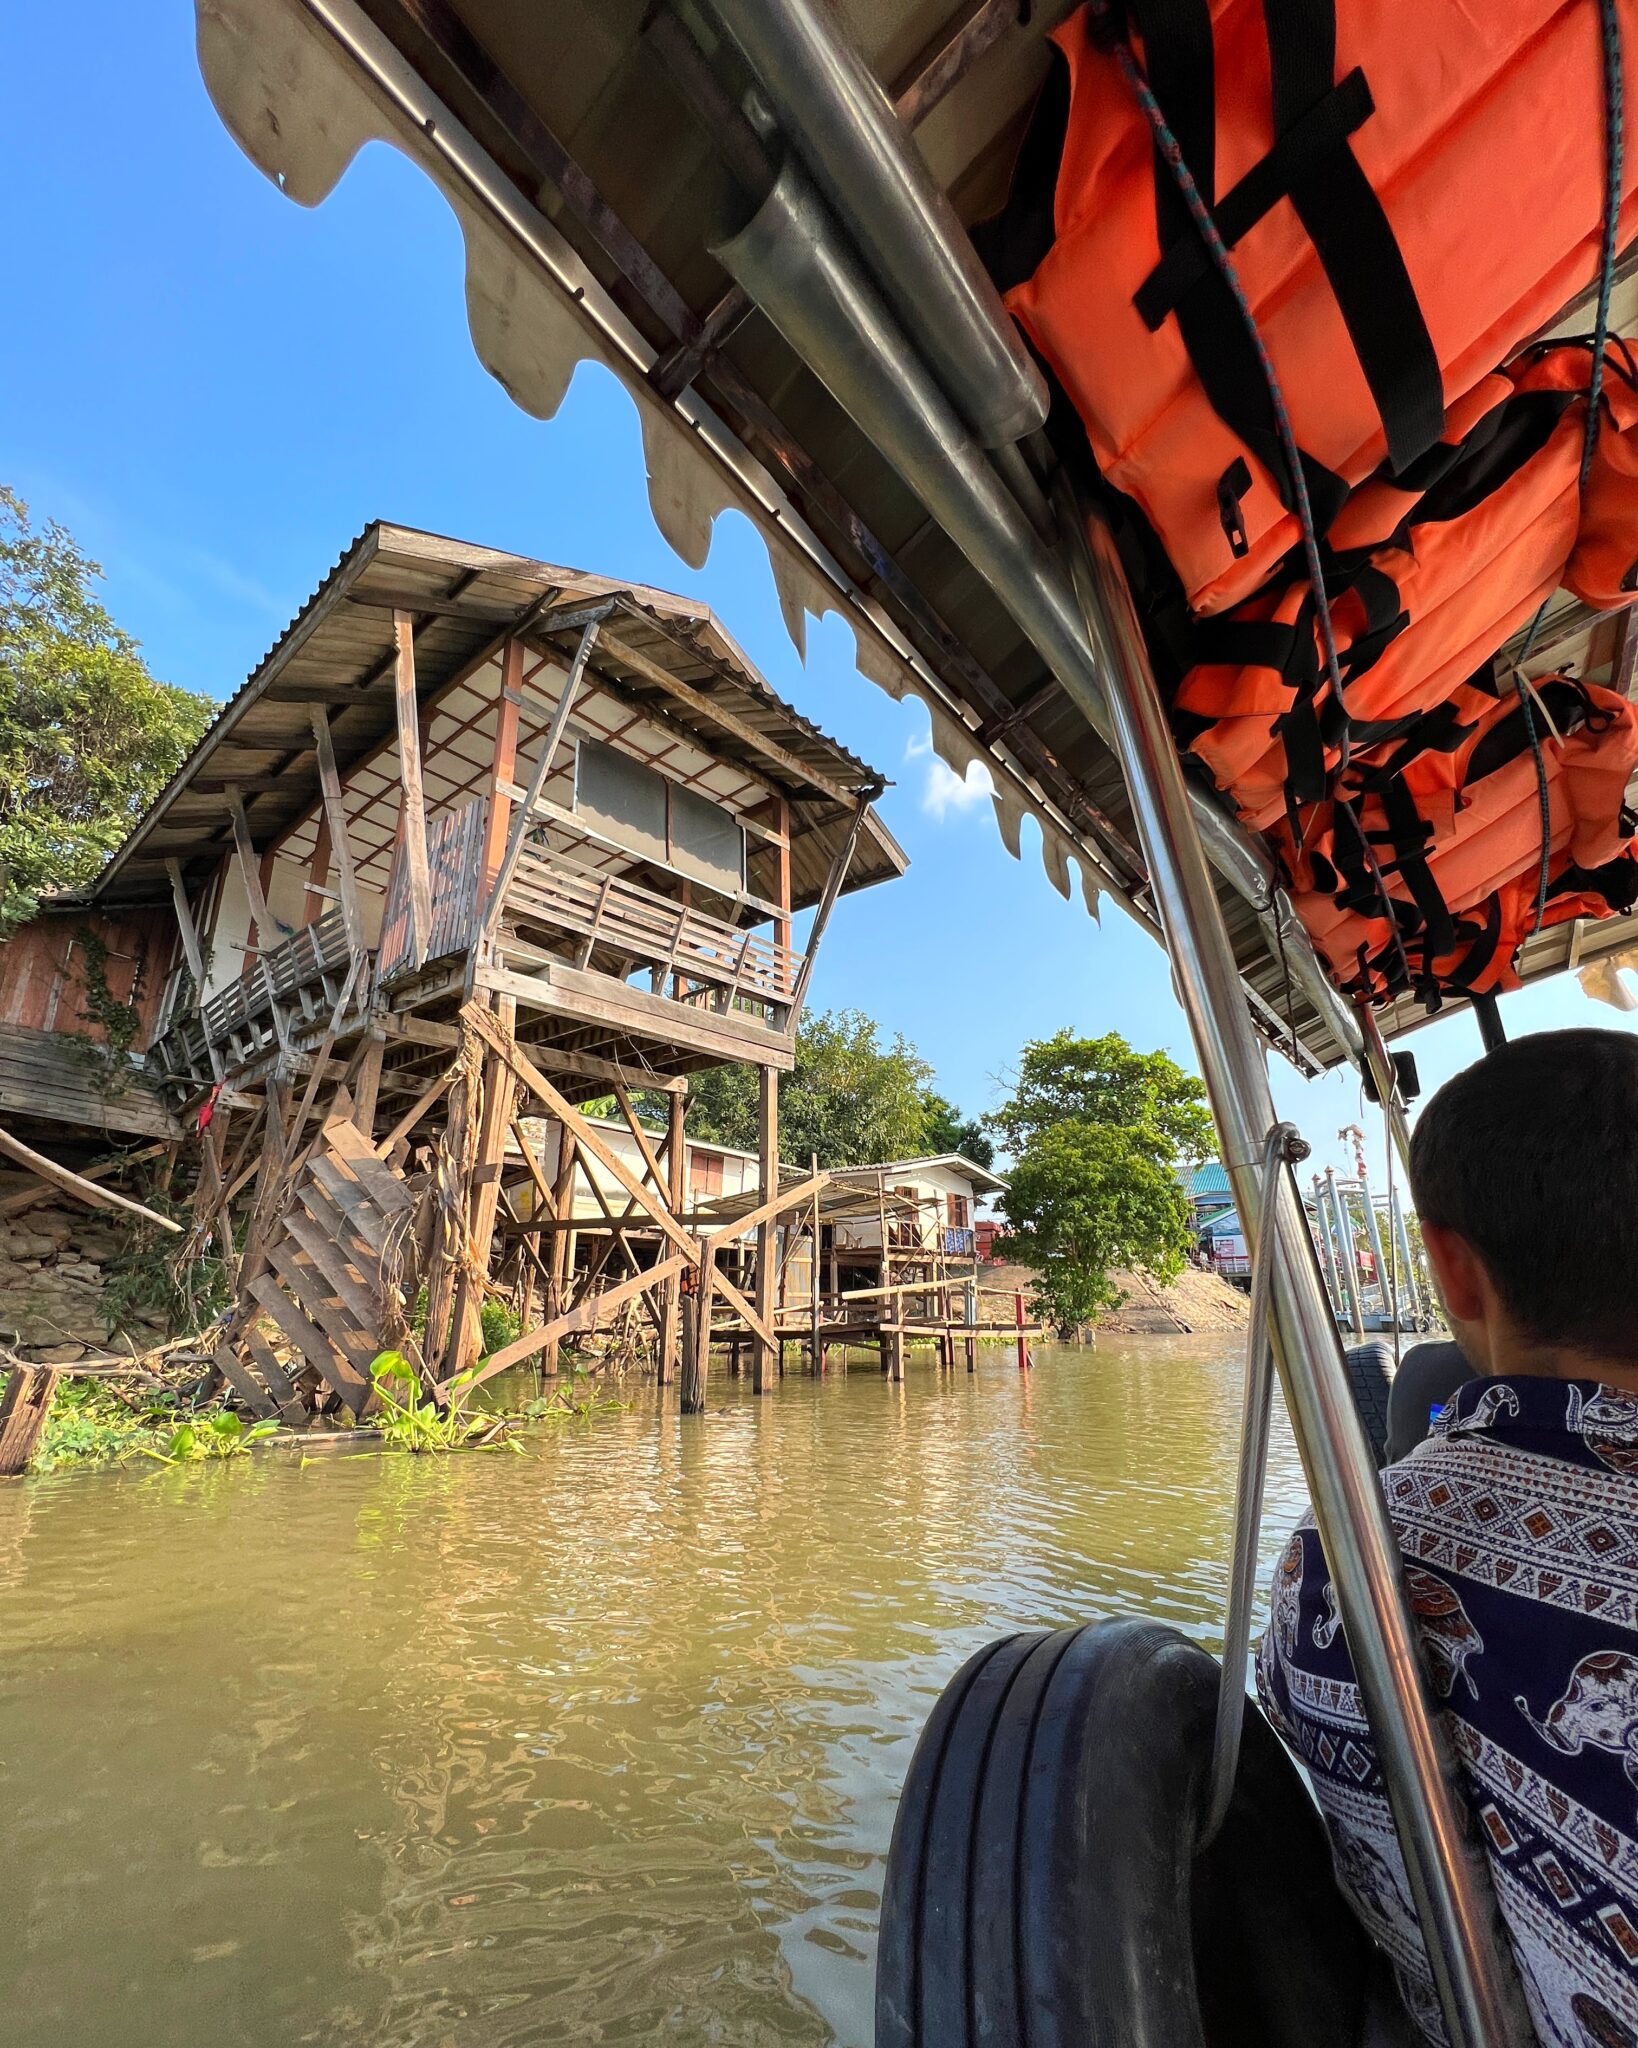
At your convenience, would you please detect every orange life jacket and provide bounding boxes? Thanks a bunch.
[1004,0,1638,615]
[1172,343,1638,833]
[1278,678,1638,1000]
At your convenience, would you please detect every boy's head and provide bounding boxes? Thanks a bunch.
[1409,1028,1638,1376]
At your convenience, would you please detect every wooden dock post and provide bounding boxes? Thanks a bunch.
[681,1246,715,1414]
[543,1126,577,1378]
[1015,1290,1030,1372]
[446,995,519,1379]
[754,1066,778,1393]
[657,1088,686,1385]
[0,1363,61,1477]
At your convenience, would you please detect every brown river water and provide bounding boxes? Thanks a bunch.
[0,1338,1312,2047]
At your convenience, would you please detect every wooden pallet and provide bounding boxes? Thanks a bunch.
[221,1116,425,1421]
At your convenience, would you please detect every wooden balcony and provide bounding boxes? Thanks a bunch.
[148,911,367,1085]
[503,844,800,1014]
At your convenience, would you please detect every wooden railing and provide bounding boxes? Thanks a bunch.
[503,843,802,1015]
[148,911,367,1083]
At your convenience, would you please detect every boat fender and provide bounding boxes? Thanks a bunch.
[876,1616,1380,2047]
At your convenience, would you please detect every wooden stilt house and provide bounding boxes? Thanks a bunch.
[8,524,905,1417]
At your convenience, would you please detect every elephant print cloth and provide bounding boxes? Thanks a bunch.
[1258,1376,1638,2047]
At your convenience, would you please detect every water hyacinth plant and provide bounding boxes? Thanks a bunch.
[146,1411,280,1463]
[367,1351,520,1454]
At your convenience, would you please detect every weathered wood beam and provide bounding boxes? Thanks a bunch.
[467,1245,692,1385]
[680,1242,716,1415]
[466,1004,702,1263]
[310,707,365,953]
[788,785,876,1025]
[754,1064,778,1393]
[703,1170,828,1250]
[658,1087,687,1386]
[592,624,861,806]
[611,1081,666,1190]
[0,1126,182,1231]
[165,857,208,987]
[393,610,434,968]
[481,614,605,938]
[715,1265,774,1350]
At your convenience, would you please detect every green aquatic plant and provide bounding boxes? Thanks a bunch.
[367,1352,518,1454]
[478,1299,520,1359]
[146,1410,280,1463]
[30,1379,171,1471]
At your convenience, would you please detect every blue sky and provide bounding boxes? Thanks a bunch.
[4,2,1632,1182]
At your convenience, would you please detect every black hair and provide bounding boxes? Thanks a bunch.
[1408,1028,1638,1362]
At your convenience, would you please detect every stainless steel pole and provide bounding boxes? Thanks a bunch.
[1065,502,1533,2048]
[1357,999,1416,1179]
[1358,1166,1392,1323]
[1327,1169,1368,1339]
[1313,1172,1345,1320]
[699,0,1048,446]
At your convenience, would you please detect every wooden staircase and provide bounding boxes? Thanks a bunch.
[215,1117,426,1421]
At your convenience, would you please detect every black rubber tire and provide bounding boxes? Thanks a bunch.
[1345,1338,1396,1466]
[876,1617,1374,2048]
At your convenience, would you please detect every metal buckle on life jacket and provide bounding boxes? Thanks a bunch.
[1216,458,1253,560]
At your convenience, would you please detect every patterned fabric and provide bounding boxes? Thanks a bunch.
[1258,1375,1638,2048]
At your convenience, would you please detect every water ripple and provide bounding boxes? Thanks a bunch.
[0,1337,1309,2046]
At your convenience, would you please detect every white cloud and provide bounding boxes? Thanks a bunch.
[907,729,994,820]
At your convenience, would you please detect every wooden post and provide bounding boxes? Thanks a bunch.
[544,1122,577,1378]
[810,1155,822,1374]
[754,1065,779,1393]
[481,615,603,941]
[445,995,519,1379]
[1016,1291,1029,1372]
[304,811,333,929]
[310,707,364,954]
[393,610,434,969]
[238,1072,294,1294]
[479,639,523,908]
[657,1088,687,1384]
[0,1362,61,1477]
[786,783,876,1025]
[680,1244,716,1414]
[351,1032,386,1140]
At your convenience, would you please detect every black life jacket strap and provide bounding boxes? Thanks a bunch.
[1127,0,1349,539]
[1260,0,1445,473]
[1134,68,1375,327]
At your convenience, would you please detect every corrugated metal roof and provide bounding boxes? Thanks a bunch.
[92,522,906,911]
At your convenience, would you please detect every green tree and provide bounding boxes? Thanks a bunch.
[988,1029,1214,1167]
[997,1120,1192,1334]
[920,1090,995,1169]
[0,489,213,928]
[685,1007,934,1167]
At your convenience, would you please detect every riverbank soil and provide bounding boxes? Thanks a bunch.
[977,1258,1251,1337]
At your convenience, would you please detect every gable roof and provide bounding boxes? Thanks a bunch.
[830,1152,1009,1194]
[91,522,907,912]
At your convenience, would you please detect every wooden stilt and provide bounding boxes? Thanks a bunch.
[445,996,519,1379]
[544,1122,577,1378]
[754,1065,778,1394]
[680,1246,715,1414]
[0,1363,61,1476]
[351,1033,386,1141]
[657,1088,686,1385]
